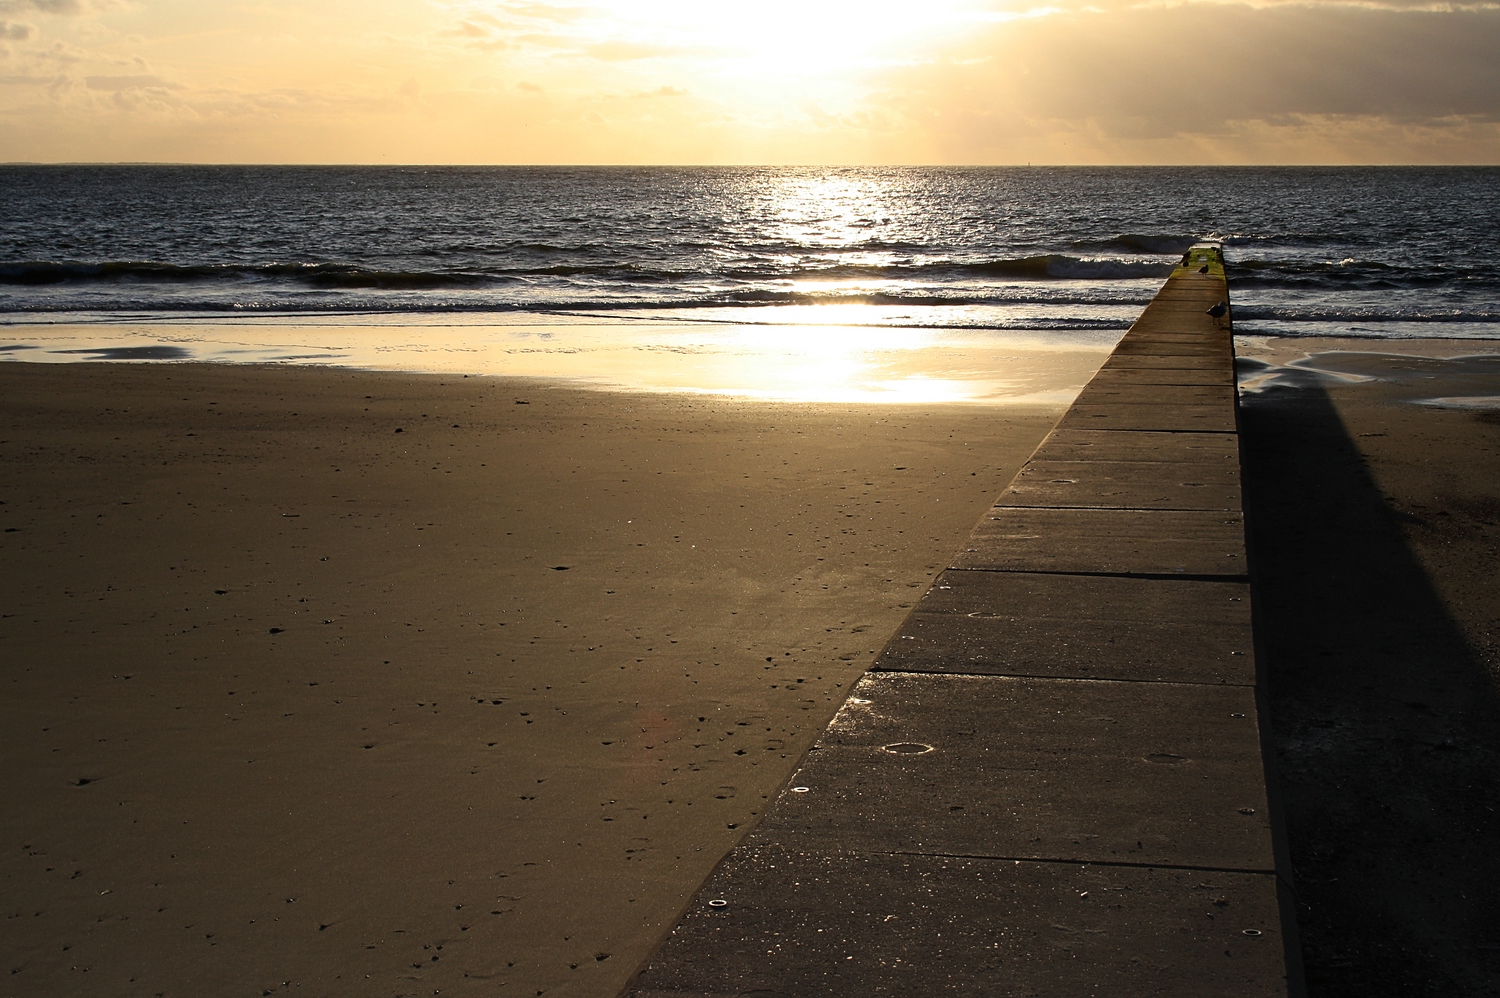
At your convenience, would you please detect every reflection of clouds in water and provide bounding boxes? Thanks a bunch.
[55,345,192,361]
[1238,348,1500,395]
[1236,356,1373,394]
[1417,396,1500,410]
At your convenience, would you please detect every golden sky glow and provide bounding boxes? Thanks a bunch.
[1,0,1497,163]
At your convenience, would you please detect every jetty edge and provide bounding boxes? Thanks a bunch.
[621,243,1304,998]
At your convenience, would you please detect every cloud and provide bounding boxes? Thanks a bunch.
[3,0,1495,163]
[881,1,1500,158]
[29,38,86,62]
[85,73,180,90]
[450,2,584,26]
[441,15,528,50]
[495,1,585,22]
[1222,0,1500,9]
[632,85,687,98]
[0,0,83,14]
[440,2,585,47]
[585,40,687,61]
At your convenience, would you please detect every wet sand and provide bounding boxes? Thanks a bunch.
[0,313,1116,406]
[0,362,1064,997]
[1238,345,1500,997]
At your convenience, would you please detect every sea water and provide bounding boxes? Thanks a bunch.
[2,166,1497,395]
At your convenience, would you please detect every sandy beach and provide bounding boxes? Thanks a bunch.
[3,336,1499,998]
[0,361,1064,997]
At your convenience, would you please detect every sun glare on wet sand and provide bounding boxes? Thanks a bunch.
[1,316,1115,406]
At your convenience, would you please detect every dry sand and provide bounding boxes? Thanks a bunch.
[0,362,1063,997]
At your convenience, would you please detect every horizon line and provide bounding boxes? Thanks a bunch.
[4,161,1498,169]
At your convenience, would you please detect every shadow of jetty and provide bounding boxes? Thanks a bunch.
[1240,379,1500,997]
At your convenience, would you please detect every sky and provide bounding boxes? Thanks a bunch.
[0,0,1496,164]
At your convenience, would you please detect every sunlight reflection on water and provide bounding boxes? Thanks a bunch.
[0,311,1119,405]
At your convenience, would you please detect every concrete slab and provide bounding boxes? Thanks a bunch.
[753,671,1273,869]
[1123,313,1229,327]
[1131,295,1226,308]
[1157,272,1227,287]
[627,844,1289,998]
[1123,328,1232,345]
[1111,338,1235,357]
[999,458,1241,510]
[1133,296,1229,309]
[1135,312,1224,321]
[954,507,1247,577]
[1029,428,1241,464]
[1056,403,1237,433]
[876,569,1254,684]
[1115,328,1229,338]
[1129,304,1230,317]
[1117,333,1232,349]
[1101,353,1234,372]
[1138,283,1228,298]
[1085,366,1240,387]
[1122,321,1224,333]
[1072,383,1237,407]
[1117,340,1229,355]
[1148,288,1228,300]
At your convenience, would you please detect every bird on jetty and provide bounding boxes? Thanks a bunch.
[1206,301,1228,318]
[1198,264,1210,273]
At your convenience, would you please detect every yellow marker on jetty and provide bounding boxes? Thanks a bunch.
[1178,242,1228,279]
[624,242,1302,998]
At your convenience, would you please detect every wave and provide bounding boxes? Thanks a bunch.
[1066,233,1334,255]
[948,255,1175,280]
[0,283,1147,317]
[7,254,1493,331]
[1232,306,1500,324]
[0,254,1177,292]
[1069,233,1199,256]
[1226,257,1499,291]
[0,260,506,290]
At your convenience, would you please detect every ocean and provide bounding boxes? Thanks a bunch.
[3,165,1498,342]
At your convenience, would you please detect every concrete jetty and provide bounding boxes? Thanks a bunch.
[623,245,1300,997]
